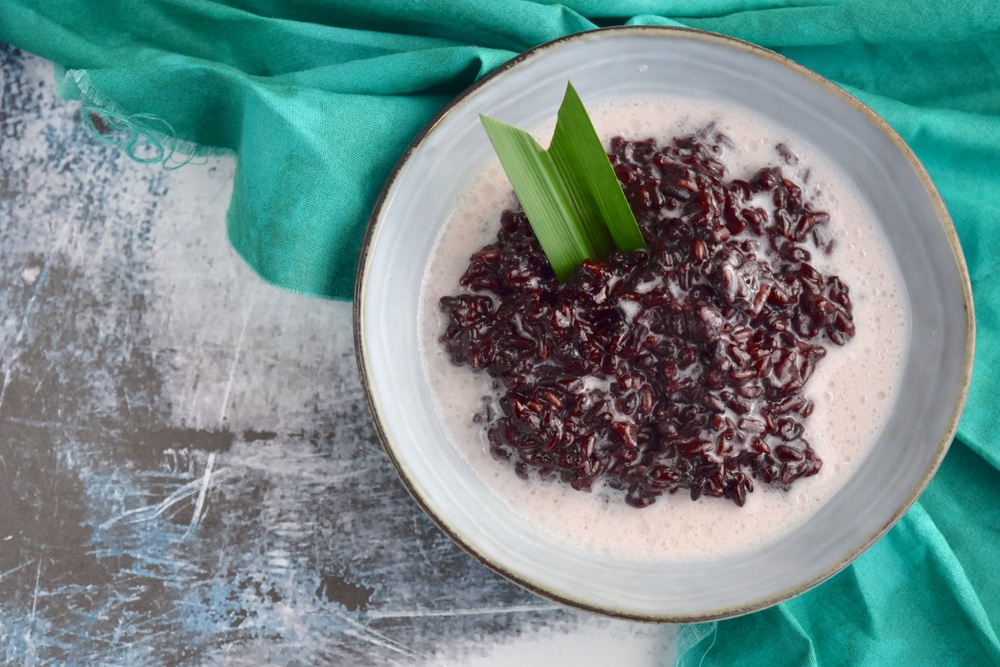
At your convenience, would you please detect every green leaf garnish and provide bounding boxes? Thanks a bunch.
[480,82,645,281]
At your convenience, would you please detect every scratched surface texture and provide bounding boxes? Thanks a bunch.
[0,45,678,666]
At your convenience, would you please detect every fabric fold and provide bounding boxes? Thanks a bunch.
[688,496,1000,666]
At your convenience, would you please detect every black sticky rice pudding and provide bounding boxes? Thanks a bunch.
[418,97,907,560]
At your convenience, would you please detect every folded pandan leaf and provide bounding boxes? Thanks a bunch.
[480,82,645,281]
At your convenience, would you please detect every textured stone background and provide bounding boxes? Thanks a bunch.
[0,45,678,665]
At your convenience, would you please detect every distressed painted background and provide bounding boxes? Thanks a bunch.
[0,45,679,665]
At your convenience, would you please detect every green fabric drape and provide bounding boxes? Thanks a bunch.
[2,2,999,664]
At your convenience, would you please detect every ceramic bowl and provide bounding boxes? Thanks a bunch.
[354,26,974,621]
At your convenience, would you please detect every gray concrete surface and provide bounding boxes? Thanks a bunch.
[0,44,678,666]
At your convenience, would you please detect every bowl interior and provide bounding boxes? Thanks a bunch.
[355,27,973,621]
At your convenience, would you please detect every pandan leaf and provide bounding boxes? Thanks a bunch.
[549,83,646,254]
[480,82,645,281]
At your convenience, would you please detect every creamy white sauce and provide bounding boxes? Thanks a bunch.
[418,96,909,562]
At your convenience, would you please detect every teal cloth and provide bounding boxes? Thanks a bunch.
[3,2,1000,664]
